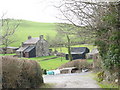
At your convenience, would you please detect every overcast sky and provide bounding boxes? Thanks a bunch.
[0,0,61,23]
[0,0,118,23]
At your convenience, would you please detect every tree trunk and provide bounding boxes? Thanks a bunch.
[3,47,7,54]
[60,47,63,61]
[66,35,72,61]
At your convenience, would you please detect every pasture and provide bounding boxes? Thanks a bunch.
[23,56,69,70]
[11,20,56,47]
[23,56,93,70]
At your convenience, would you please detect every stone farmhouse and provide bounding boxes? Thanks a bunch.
[16,35,49,58]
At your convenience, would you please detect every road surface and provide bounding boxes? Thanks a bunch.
[43,72,100,88]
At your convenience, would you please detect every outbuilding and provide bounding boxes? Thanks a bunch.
[23,46,36,58]
[65,47,90,60]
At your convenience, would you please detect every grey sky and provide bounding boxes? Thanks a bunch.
[0,0,118,23]
[0,0,61,23]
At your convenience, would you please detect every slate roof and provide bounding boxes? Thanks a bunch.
[23,37,46,44]
[24,46,35,53]
[16,46,29,52]
[24,38,39,44]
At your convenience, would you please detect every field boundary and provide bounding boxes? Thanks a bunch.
[40,57,59,61]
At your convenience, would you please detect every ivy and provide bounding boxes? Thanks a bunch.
[95,3,120,73]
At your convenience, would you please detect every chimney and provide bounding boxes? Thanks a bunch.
[28,36,32,39]
[39,35,43,40]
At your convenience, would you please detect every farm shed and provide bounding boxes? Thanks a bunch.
[24,46,36,58]
[86,48,99,59]
[6,47,19,54]
[0,47,18,54]
[66,47,90,60]
[16,35,49,58]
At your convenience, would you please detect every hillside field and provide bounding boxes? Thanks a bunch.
[11,20,57,47]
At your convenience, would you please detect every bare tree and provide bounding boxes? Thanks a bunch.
[0,14,20,54]
[55,0,120,88]
[55,0,111,36]
[56,23,78,61]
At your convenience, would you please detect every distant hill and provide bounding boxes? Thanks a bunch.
[11,20,56,47]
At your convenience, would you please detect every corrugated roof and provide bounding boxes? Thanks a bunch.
[24,46,35,52]
[16,46,29,52]
[66,47,89,54]
[71,47,88,52]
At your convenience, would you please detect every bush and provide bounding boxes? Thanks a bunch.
[1,56,44,88]
[58,59,93,70]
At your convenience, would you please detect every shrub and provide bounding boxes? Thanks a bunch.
[97,71,104,82]
[58,59,93,70]
[1,56,44,88]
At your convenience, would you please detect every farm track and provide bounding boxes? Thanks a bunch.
[43,72,100,88]
[40,57,59,61]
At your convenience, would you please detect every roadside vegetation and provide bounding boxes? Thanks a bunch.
[94,74,118,88]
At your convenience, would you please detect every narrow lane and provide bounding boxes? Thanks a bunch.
[43,72,100,88]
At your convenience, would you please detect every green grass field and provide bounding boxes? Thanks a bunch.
[23,56,93,70]
[39,57,68,70]
[23,56,69,70]
[11,20,56,47]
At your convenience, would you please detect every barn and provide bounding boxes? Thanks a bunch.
[66,47,90,60]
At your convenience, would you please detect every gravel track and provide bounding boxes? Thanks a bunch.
[43,72,100,88]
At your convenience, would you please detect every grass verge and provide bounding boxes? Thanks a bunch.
[40,83,55,88]
[93,73,118,89]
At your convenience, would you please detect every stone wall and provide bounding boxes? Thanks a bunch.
[36,40,49,57]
